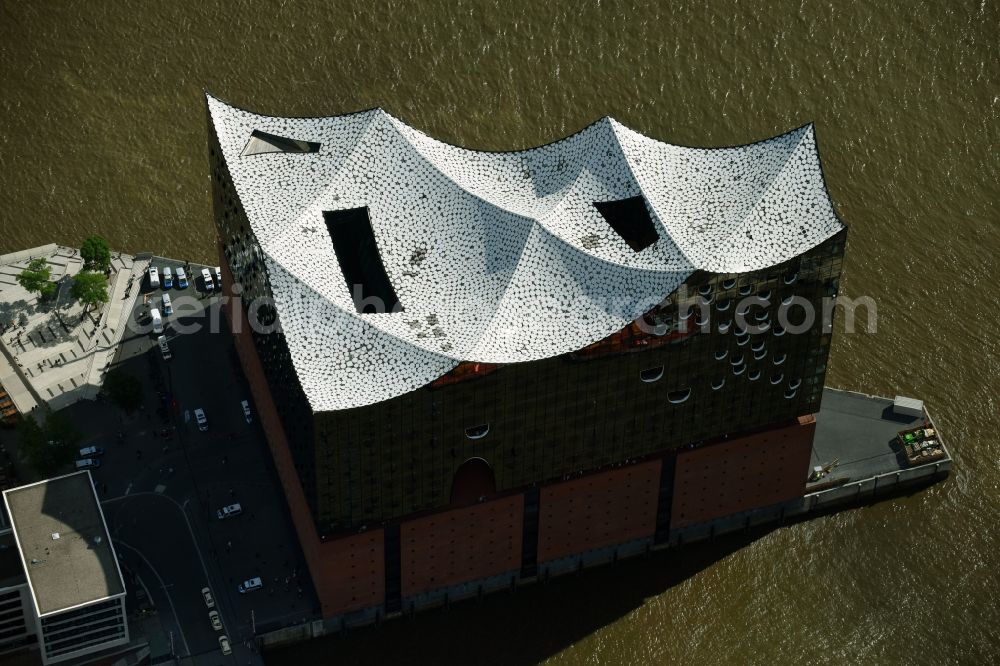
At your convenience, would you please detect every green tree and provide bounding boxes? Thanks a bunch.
[16,258,57,300]
[80,235,111,271]
[17,412,78,477]
[71,271,109,311]
[102,369,143,413]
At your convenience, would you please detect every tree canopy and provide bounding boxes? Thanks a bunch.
[102,369,143,412]
[17,412,80,477]
[71,271,109,310]
[80,235,111,271]
[16,258,56,300]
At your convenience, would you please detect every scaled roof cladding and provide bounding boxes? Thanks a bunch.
[206,94,844,412]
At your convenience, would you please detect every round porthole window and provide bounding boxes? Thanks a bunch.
[667,388,691,404]
[640,366,665,383]
[465,424,490,440]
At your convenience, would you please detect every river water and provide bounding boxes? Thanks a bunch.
[1,1,997,663]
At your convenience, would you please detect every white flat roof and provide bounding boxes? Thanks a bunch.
[3,471,125,617]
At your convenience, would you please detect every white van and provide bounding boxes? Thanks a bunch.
[201,268,214,292]
[162,266,173,289]
[150,308,163,334]
[157,335,171,361]
[148,265,160,289]
[238,576,263,593]
[161,292,173,316]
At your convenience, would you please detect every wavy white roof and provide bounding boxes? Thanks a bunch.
[207,94,844,412]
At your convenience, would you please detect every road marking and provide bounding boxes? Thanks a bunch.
[154,484,166,494]
[124,482,132,496]
[114,539,191,658]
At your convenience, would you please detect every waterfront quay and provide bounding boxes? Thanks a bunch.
[661,389,951,549]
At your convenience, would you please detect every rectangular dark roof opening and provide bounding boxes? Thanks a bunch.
[324,208,403,314]
[243,129,321,156]
[594,196,659,252]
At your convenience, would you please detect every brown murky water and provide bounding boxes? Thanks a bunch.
[1,1,998,663]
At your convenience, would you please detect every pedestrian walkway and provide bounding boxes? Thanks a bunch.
[0,244,150,417]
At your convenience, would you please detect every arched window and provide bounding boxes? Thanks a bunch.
[784,388,797,399]
[730,353,744,366]
[712,377,725,390]
[773,352,787,365]
[714,349,728,361]
[753,348,767,360]
[773,326,786,337]
[782,294,794,306]
[784,272,798,285]
[465,424,490,440]
[788,378,802,390]
[716,298,732,311]
[718,320,732,334]
[722,279,737,290]
[759,289,772,301]
[736,332,750,346]
[770,373,784,385]
[739,283,753,296]
[698,284,713,296]
[748,368,761,381]
[667,388,691,404]
[733,364,746,376]
[640,366,664,383]
[700,293,714,306]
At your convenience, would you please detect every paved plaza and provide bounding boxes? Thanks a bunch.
[0,244,149,417]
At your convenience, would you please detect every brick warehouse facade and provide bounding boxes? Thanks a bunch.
[207,94,846,620]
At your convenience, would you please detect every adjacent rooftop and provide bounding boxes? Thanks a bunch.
[3,471,124,616]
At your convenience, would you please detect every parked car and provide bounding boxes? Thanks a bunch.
[216,503,243,520]
[194,408,208,432]
[201,586,215,609]
[78,446,105,457]
[241,399,252,423]
[176,266,189,289]
[201,267,214,291]
[219,635,232,656]
[150,307,163,335]
[157,335,172,361]
[161,292,173,316]
[148,265,160,289]
[213,266,223,289]
[238,576,263,593]
[162,266,173,289]
[75,458,100,469]
[208,610,222,631]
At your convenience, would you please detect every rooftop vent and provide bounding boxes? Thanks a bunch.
[242,129,321,156]
[593,196,659,252]
[50,533,60,540]
[324,208,403,314]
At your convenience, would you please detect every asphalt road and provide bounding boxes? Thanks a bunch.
[60,261,317,663]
